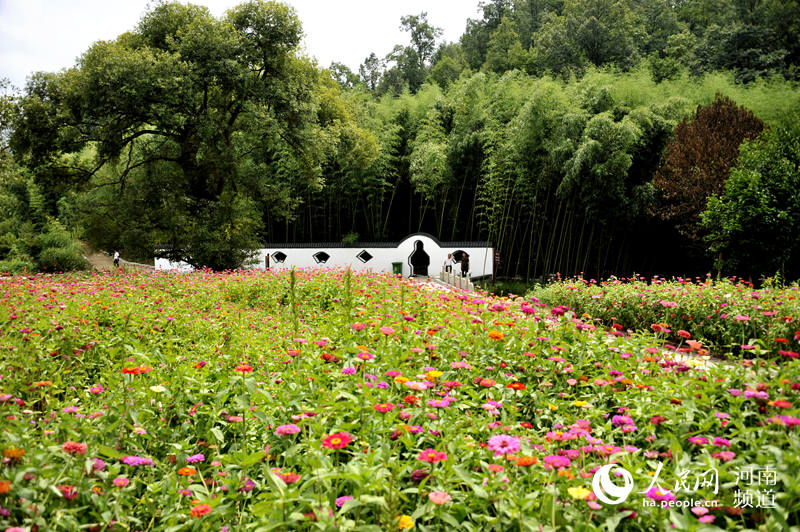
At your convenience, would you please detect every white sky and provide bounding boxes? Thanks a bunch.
[0,0,482,91]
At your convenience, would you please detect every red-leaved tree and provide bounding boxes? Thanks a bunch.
[653,94,765,241]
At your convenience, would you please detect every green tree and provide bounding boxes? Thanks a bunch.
[483,16,527,72]
[385,13,443,93]
[430,43,470,88]
[328,62,361,89]
[359,53,383,92]
[702,119,800,279]
[11,1,372,269]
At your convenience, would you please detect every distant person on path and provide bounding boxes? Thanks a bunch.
[113,250,120,268]
[461,254,469,278]
[444,253,454,273]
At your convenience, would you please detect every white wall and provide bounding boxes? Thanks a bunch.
[155,233,494,278]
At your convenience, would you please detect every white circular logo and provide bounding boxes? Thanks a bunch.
[592,464,634,504]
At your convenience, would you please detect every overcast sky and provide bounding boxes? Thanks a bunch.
[0,0,482,91]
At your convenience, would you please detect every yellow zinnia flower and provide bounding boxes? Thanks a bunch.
[398,515,414,530]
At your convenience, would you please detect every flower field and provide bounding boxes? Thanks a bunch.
[1,269,799,531]
[531,276,800,359]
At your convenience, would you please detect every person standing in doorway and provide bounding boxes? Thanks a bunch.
[113,250,120,268]
[461,253,469,278]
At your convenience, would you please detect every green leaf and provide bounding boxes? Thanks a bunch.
[240,450,265,467]
[96,444,124,459]
[211,427,225,443]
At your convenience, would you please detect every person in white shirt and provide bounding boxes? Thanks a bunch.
[443,253,454,273]
[113,251,120,268]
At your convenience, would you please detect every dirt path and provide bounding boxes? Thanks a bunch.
[81,243,154,272]
[81,243,116,270]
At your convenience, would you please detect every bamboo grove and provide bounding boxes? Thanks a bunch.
[4,0,800,279]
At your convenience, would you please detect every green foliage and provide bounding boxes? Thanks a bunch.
[701,118,800,279]
[0,156,86,273]
[11,0,376,270]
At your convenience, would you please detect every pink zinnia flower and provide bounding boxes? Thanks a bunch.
[379,326,395,335]
[322,432,353,450]
[428,491,452,505]
[121,456,153,466]
[278,472,301,484]
[699,515,715,524]
[186,453,205,463]
[712,451,736,462]
[487,434,520,457]
[687,436,708,445]
[417,448,447,463]
[645,487,676,502]
[543,455,571,469]
[372,403,395,413]
[113,476,129,487]
[336,495,354,507]
[712,437,731,448]
[275,424,301,436]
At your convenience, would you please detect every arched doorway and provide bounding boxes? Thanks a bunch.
[408,240,430,276]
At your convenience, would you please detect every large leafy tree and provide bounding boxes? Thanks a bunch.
[11,1,372,269]
[702,119,800,279]
[653,94,764,241]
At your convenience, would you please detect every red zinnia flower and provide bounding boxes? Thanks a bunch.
[122,366,153,375]
[506,382,526,390]
[234,363,253,373]
[62,441,88,455]
[372,403,395,413]
[190,504,212,518]
[677,330,691,339]
[322,432,353,450]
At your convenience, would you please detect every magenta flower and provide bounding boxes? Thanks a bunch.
[113,476,130,487]
[687,436,708,445]
[712,437,731,447]
[645,487,676,502]
[487,434,521,457]
[542,455,571,469]
[336,495,354,507]
[121,456,153,466]
[186,453,205,463]
[275,424,301,436]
